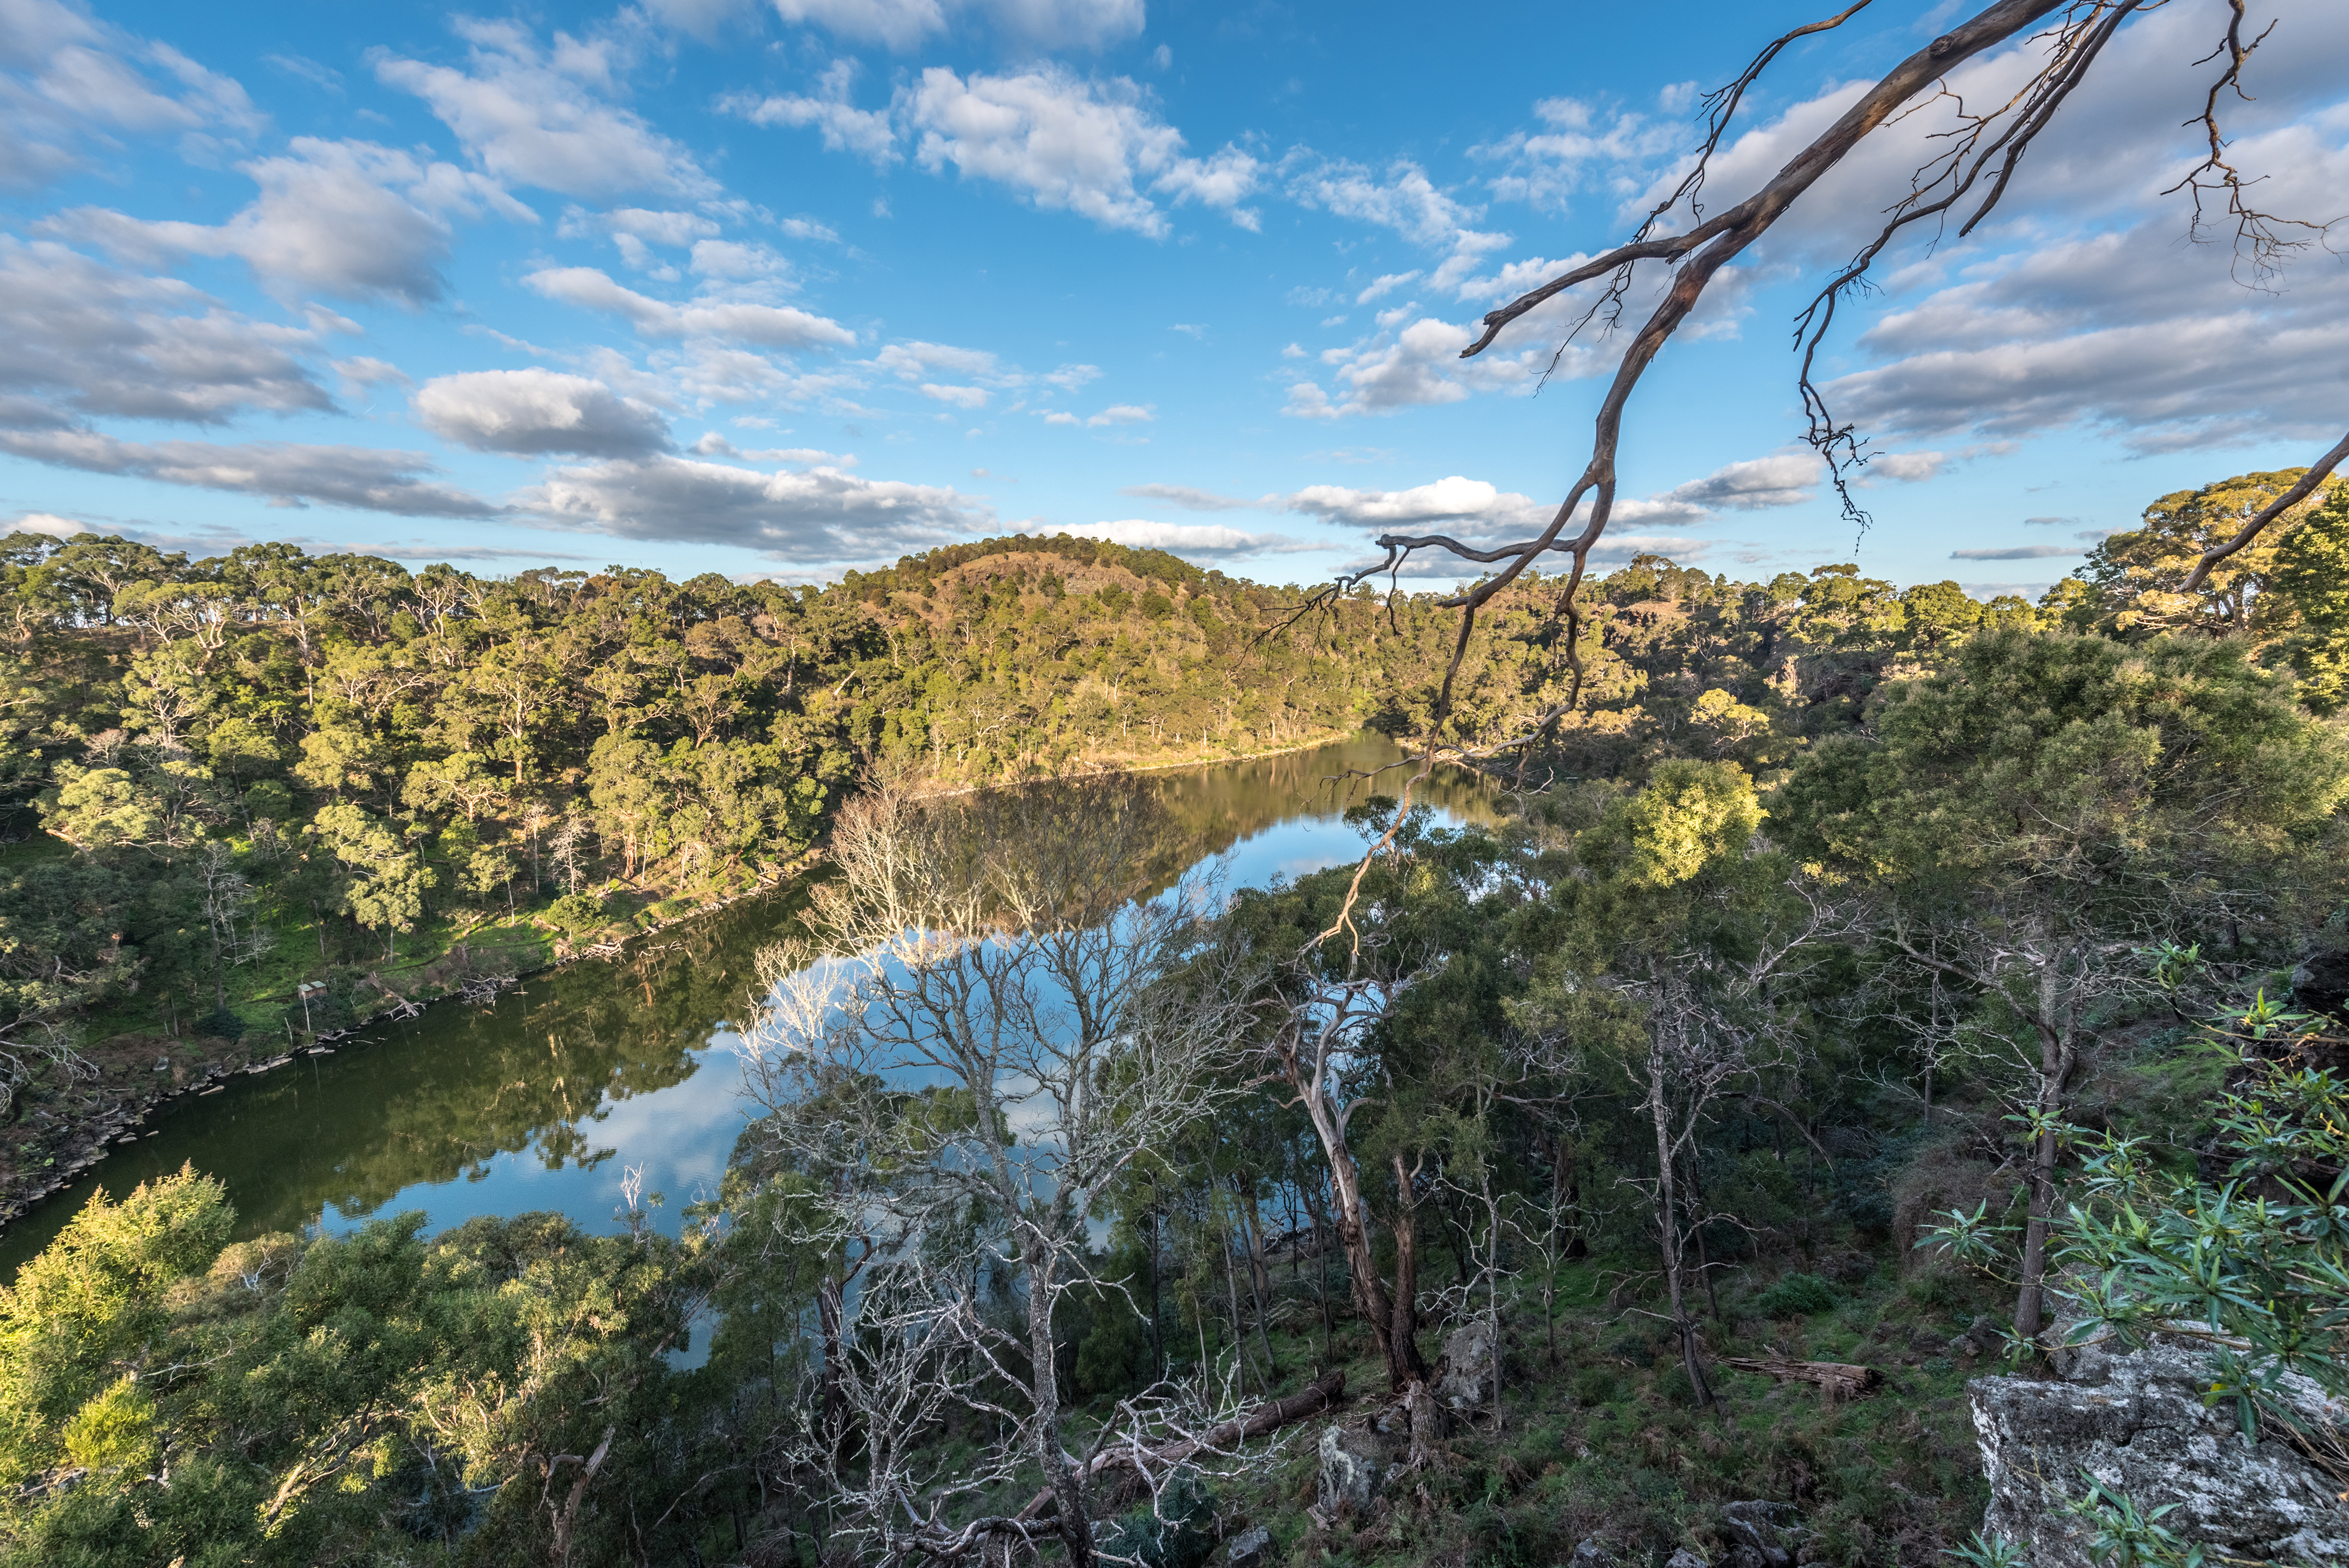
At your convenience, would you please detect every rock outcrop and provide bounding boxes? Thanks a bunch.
[1435,1315,1497,1414]
[1968,1337,2349,1568]
[1315,1424,1392,1513]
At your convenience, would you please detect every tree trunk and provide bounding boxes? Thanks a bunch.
[1386,1153,1428,1387]
[1647,1038,1715,1411]
[817,1268,848,1468]
[1025,1239,1093,1568]
[2013,977,2077,1342]
[1145,1206,1163,1382]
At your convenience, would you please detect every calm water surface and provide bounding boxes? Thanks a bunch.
[0,735,1493,1279]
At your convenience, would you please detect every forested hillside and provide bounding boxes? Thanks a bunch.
[2,469,2347,1568]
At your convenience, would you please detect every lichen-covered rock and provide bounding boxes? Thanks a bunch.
[1435,1315,1497,1414]
[1315,1424,1392,1513]
[1968,1338,2349,1568]
[1224,1524,1271,1568]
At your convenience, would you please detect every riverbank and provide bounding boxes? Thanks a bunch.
[0,730,1466,1244]
[0,844,823,1238]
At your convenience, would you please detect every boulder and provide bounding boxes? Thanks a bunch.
[1568,1539,1613,1568]
[1947,1315,2004,1360]
[1968,1338,2349,1568]
[1435,1315,1497,1414]
[1315,1424,1392,1513]
[1224,1525,1271,1568]
[1665,1549,1709,1568]
[1719,1501,1799,1568]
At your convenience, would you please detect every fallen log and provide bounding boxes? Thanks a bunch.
[1719,1357,1881,1401]
[1018,1370,1347,1522]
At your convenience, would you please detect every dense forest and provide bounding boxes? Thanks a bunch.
[2,466,2348,1568]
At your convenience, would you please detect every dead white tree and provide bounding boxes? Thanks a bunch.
[736,780,1254,1566]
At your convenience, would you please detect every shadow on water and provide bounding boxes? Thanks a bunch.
[0,733,1493,1280]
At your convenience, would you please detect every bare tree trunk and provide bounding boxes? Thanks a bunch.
[1646,1039,1715,1411]
[817,1270,848,1468]
[1145,1206,1163,1383]
[1025,1239,1093,1568]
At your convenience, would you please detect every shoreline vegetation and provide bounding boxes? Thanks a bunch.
[0,726,1386,1238]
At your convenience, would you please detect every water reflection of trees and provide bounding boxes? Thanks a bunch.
[3,735,1492,1261]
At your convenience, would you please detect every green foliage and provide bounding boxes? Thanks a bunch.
[0,1167,231,1486]
[1753,1272,1840,1319]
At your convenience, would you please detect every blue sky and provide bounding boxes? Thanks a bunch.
[3,0,2344,595]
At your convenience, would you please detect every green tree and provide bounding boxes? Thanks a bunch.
[1775,630,2349,1341]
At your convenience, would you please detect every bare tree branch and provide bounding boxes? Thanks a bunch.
[2178,426,2349,591]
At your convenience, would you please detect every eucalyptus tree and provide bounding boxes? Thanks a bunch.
[1509,761,1841,1411]
[736,779,1247,1566]
[1773,630,2349,1340]
[1217,803,1516,1394]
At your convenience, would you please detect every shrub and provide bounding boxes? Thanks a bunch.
[543,891,608,938]
[1754,1272,1839,1318]
[1572,1366,1621,1404]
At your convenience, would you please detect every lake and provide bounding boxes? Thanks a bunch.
[0,734,1495,1281]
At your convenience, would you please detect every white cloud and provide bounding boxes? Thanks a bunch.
[723,59,899,167]
[526,265,856,348]
[1042,520,1320,560]
[1284,314,1564,419]
[1660,453,1822,512]
[690,238,791,281]
[0,426,494,514]
[1283,454,1825,554]
[1042,410,1079,426]
[0,237,331,424]
[373,19,715,200]
[1287,475,1548,536]
[0,0,265,191]
[6,511,91,539]
[876,339,1001,379]
[905,66,1261,237]
[770,0,1143,52]
[559,206,722,266]
[771,0,950,52]
[515,453,987,565]
[52,137,530,304]
[414,369,672,457]
[1086,403,1152,426]
[1043,362,1101,389]
[332,356,408,393]
[1950,544,2078,560]
[1120,483,1262,512]
[1866,449,1948,482]
[1287,156,1477,247]
[1826,198,2349,452]
[1354,271,1419,305]
[691,432,850,463]
[920,382,988,409]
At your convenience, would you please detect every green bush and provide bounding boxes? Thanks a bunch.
[543,891,608,938]
[1754,1272,1839,1318]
